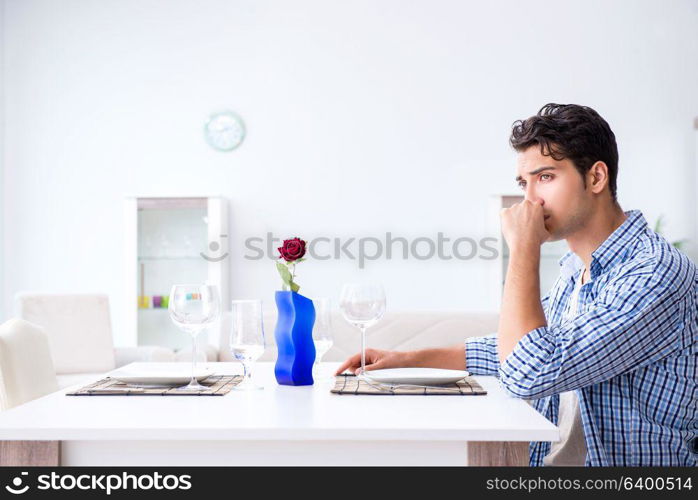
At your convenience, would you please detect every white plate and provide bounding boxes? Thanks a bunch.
[363,368,470,386]
[109,366,213,386]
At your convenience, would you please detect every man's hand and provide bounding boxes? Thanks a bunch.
[334,348,412,376]
[500,199,550,250]
[334,344,469,375]
[497,200,548,363]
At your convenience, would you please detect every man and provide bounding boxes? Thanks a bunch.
[336,103,698,466]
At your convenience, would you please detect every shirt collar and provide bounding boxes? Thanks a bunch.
[557,209,647,281]
[558,250,582,282]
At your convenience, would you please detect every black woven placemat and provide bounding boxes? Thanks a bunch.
[330,374,487,395]
[66,374,242,396]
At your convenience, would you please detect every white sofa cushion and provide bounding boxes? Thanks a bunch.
[16,293,117,374]
[56,347,177,390]
[55,373,105,390]
[115,346,176,366]
[173,344,220,362]
[217,310,499,363]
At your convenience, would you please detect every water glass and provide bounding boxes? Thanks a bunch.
[230,299,266,390]
[312,297,334,377]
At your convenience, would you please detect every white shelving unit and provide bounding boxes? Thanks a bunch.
[124,197,229,350]
[489,194,569,307]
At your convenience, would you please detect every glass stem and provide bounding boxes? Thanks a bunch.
[360,325,367,376]
[190,333,198,386]
[243,361,252,384]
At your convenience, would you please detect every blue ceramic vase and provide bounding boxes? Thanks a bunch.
[274,290,316,386]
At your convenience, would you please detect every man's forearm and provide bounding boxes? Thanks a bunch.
[498,242,547,363]
[406,344,467,370]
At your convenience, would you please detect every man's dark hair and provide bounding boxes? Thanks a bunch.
[509,103,619,202]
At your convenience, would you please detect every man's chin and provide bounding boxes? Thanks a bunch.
[545,230,565,243]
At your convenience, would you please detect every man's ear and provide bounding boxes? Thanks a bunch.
[588,161,609,194]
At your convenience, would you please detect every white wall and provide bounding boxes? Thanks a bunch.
[0,0,5,322]
[2,0,697,345]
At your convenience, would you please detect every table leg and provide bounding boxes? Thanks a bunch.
[467,441,529,466]
[0,441,60,466]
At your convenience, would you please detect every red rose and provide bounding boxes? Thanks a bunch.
[278,238,306,262]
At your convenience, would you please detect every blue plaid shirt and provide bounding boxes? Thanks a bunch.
[466,210,698,466]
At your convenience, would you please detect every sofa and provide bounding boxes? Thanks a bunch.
[213,310,500,363]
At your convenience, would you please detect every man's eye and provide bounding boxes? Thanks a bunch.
[517,181,526,189]
[540,174,553,181]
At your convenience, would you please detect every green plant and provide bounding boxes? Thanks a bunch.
[653,215,688,250]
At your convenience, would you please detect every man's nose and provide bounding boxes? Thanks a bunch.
[523,186,544,205]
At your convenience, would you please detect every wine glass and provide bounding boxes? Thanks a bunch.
[168,284,220,390]
[339,283,386,378]
[230,299,266,390]
[312,297,334,379]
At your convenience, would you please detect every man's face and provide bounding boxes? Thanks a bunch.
[515,145,592,242]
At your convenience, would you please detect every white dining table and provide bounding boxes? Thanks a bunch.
[0,362,558,466]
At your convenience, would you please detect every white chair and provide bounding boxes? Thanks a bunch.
[0,319,59,411]
[16,293,176,389]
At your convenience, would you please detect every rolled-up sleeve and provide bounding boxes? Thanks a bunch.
[465,333,500,376]
[498,256,691,400]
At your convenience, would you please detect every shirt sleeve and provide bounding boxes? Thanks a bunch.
[498,255,694,400]
[465,333,500,376]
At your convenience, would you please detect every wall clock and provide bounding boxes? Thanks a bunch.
[204,111,246,151]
